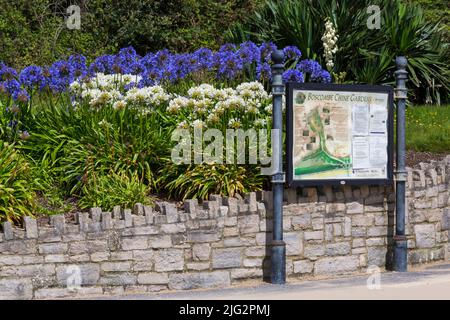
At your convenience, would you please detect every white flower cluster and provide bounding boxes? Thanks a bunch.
[321,19,338,71]
[70,73,169,110]
[70,73,141,92]
[170,82,272,130]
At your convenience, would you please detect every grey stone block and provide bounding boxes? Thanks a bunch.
[144,205,154,224]
[160,223,186,234]
[100,274,137,286]
[0,255,23,266]
[56,264,100,285]
[192,243,211,261]
[38,243,68,254]
[112,206,121,219]
[76,212,90,232]
[224,197,238,216]
[184,199,198,214]
[0,279,33,300]
[326,242,351,256]
[414,224,436,248]
[230,268,263,280]
[123,209,133,227]
[304,231,323,241]
[23,217,38,239]
[148,235,172,248]
[367,246,387,267]
[169,271,230,290]
[154,249,184,272]
[293,260,313,274]
[133,203,145,216]
[304,244,325,258]
[314,256,359,275]
[137,273,169,285]
[442,209,450,230]
[187,231,220,243]
[238,214,259,234]
[121,237,148,250]
[50,214,66,234]
[284,232,302,256]
[164,203,179,223]
[291,214,311,230]
[2,222,13,240]
[3,239,38,254]
[101,261,132,272]
[212,248,242,269]
[101,212,112,230]
[245,192,258,212]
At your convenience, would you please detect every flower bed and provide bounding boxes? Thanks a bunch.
[0,42,331,222]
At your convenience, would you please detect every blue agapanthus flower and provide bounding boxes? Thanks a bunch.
[311,70,332,83]
[297,59,322,75]
[68,54,88,78]
[259,42,277,62]
[2,79,21,95]
[282,69,304,83]
[216,51,244,79]
[0,64,18,81]
[12,89,30,102]
[283,46,302,61]
[0,41,332,99]
[192,48,214,70]
[19,66,44,88]
[237,41,260,65]
[256,62,272,81]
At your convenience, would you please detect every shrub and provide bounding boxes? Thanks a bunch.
[78,171,153,210]
[0,141,36,223]
[0,0,259,70]
[160,163,266,200]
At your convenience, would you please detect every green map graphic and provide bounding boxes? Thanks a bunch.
[295,107,351,176]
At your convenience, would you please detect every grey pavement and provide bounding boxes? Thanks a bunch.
[84,262,450,300]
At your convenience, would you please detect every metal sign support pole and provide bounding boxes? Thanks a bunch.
[270,50,286,284]
[394,56,408,272]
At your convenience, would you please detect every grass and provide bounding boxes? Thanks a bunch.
[406,104,450,153]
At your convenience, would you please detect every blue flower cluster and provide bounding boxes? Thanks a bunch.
[0,42,331,102]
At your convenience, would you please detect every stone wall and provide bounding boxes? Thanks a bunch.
[1,158,450,299]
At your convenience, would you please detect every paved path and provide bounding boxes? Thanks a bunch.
[92,263,450,300]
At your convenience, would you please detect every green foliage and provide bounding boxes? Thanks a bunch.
[406,105,450,153]
[0,0,258,69]
[227,0,449,104]
[78,171,153,211]
[160,163,265,200]
[20,100,170,201]
[0,141,36,223]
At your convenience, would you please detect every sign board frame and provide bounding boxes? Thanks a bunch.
[286,83,394,187]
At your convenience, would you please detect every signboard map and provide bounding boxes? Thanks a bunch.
[287,84,393,186]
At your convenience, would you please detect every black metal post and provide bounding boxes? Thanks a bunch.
[270,50,286,284]
[394,56,408,272]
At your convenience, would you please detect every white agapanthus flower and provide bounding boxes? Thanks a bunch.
[113,100,127,110]
[177,120,189,129]
[321,18,338,71]
[228,118,242,129]
[188,84,216,99]
[254,118,267,128]
[167,96,189,114]
[192,119,206,129]
[207,112,220,124]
